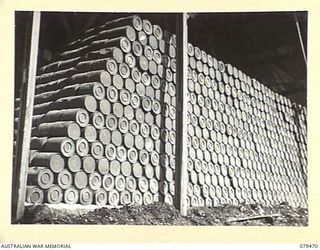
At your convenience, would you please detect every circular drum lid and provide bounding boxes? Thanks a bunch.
[83,125,97,142]
[132,15,143,31]
[83,156,95,173]
[111,130,122,146]
[131,67,142,82]
[57,169,72,189]
[115,175,126,192]
[27,187,44,204]
[79,188,93,205]
[138,56,149,71]
[67,154,81,173]
[112,103,124,118]
[109,160,121,176]
[60,138,75,158]
[149,177,158,193]
[125,53,136,68]
[135,135,144,150]
[133,163,143,178]
[82,95,97,113]
[119,37,131,53]
[140,123,150,138]
[118,62,130,78]
[74,171,88,189]
[116,146,127,162]
[108,190,120,206]
[136,83,146,97]
[102,174,114,191]
[118,117,129,133]
[145,138,154,152]
[153,50,162,64]
[132,190,143,205]
[141,97,152,112]
[106,86,118,103]
[94,188,107,206]
[143,164,153,179]
[119,89,131,106]
[76,109,90,128]
[64,187,79,205]
[75,138,89,156]
[91,141,104,159]
[139,149,149,165]
[37,168,54,189]
[47,185,63,204]
[150,151,159,166]
[149,60,157,75]
[121,161,132,177]
[99,99,111,115]
[141,72,151,86]
[128,148,138,163]
[132,41,143,57]
[89,172,102,190]
[138,176,149,194]
[97,158,109,175]
[124,133,134,148]
[105,114,118,131]
[126,176,137,192]
[105,143,116,160]
[106,58,118,75]
[143,192,154,205]
[120,190,132,205]
[92,82,106,100]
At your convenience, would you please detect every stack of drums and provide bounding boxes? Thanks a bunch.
[22,15,177,207]
[186,42,308,208]
[293,104,308,187]
[16,14,307,209]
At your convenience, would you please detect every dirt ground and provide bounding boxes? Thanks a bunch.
[22,202,308,226]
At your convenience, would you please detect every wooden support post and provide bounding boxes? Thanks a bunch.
[12,11,41,223]
[294,12,307,66]
[174,13,188,216]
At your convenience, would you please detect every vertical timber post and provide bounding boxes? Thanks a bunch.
[294,12,307,66]
[174,13,188,216]
[12,11,41,223]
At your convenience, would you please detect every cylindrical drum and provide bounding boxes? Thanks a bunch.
[76,138,89,157]
[45,185,63,204]
[74,171,88,189]
[91,111,105,129]
[102,174,114,191]
[97,158,109,175]
[82,156,96,174]
[27,167,54,189]
[108,190,120,206]
[83,125,97,142]
[67,154,82,173]
[132,190,143,205]
[120,190,131,205]
[94,188,108,206]
[44,137,75,158]
[90,141,104,159]
[57,169,73,189]
[30,152,65,173]
[36,121,81,140]
[26,186,44,204]
[64,186,79,205]
[79,187,93,205]
[89,172,102,190]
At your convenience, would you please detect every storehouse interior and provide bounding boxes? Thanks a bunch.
[13,12,307,223]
